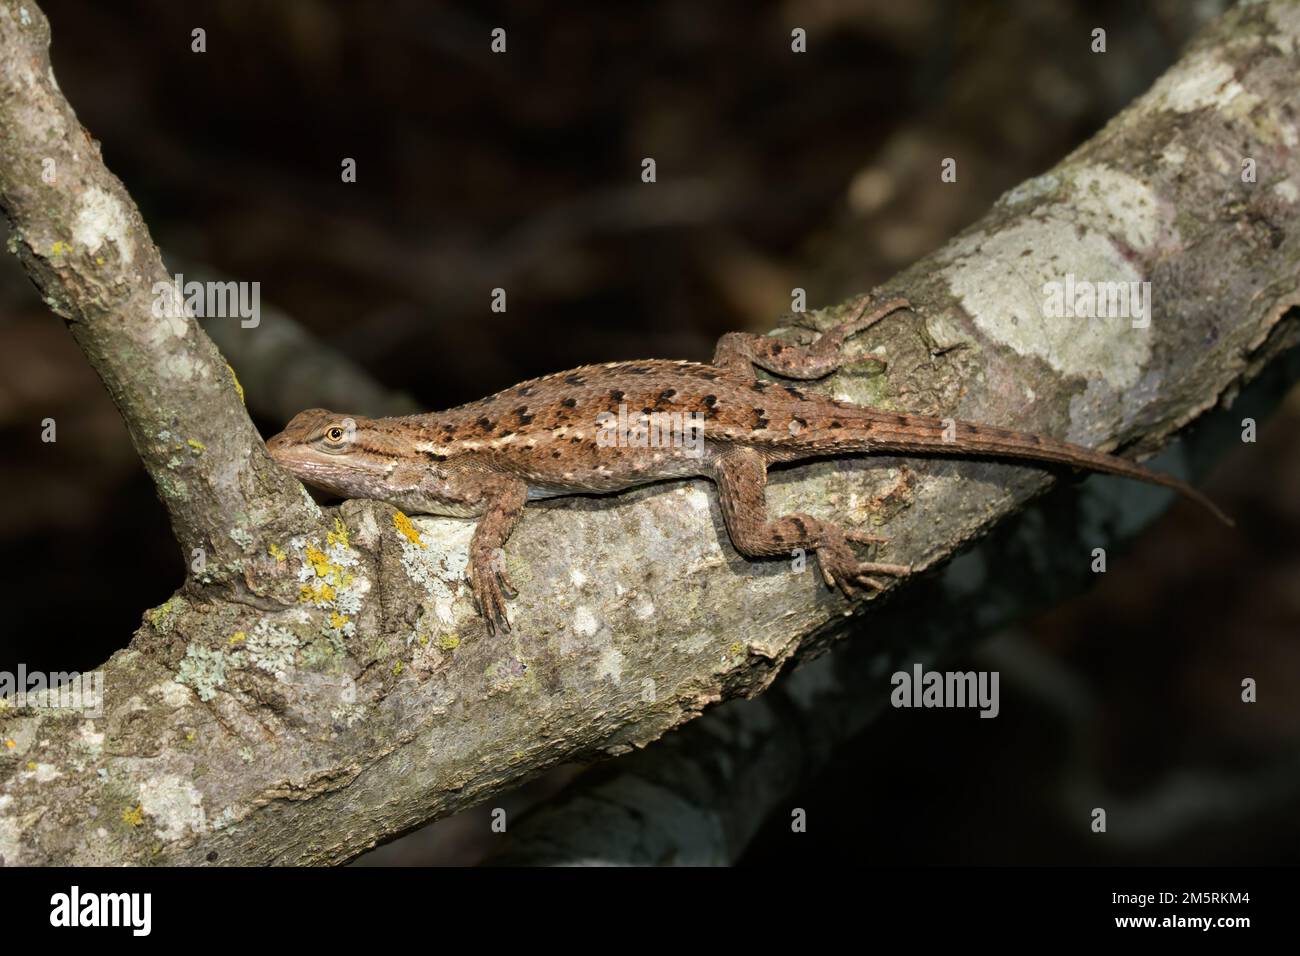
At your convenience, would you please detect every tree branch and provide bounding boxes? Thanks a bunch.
[1,0,1298,866]
[0,1,322,581]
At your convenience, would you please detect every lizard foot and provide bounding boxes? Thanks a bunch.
[816,537,910,600]
[468,549,514,635]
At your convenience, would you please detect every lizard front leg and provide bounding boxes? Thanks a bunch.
[712,447,909,598]
[712,296,911,383]
[466,476,529,635]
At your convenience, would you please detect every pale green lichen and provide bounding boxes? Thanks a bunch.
[177,619,304,699]
[176,645,228,701]
[244,619,298,676]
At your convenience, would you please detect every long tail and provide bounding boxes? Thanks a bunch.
[815,412,1233,526]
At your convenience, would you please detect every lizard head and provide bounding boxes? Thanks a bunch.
[266,408,395,500]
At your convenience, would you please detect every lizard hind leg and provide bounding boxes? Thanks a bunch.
[712,295,912,382]
[712,447,910,600]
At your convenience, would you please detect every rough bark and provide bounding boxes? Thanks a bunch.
[1,0,1298,866]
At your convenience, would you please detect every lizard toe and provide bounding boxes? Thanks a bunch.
[496,568,518,599]
[856,561,910,576]
[468,567,512,636]
[845,529,889,545]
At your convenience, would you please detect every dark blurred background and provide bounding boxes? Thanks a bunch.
[1,0,1296,864]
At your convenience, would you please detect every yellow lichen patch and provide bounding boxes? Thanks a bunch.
[304,544,333,578]
[186,438,206,454]
[326,517,350,550]
[50,240,73,256]
[291,527,361,646]
[27,761,36,771]
[299,581,337,605]
[268,542,286,562]
[300,542,354,599]
[228,631,246,645]
[95,256,105,265]
[437,634,461,651]
[393,661,404,676]
[729,641,744,656]
[393,511,424,547]
[3,738,15,749]
[227,364,245,404]
[122,804,145,827]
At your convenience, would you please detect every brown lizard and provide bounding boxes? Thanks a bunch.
[266,297,1229,634]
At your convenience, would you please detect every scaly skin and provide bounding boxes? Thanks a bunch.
[266,297,1229,633]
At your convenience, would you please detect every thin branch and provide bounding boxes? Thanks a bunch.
[0,2,322,582]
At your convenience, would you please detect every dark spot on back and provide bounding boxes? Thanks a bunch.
[518,386,534,397]
[784,386,807,401]
[513,406,534,425]
[610,389,625,402]
[476,416,494,433]
[564,374,586,386]
[702,395,717,408]
[561,397,577,408]
[659,388,676,400]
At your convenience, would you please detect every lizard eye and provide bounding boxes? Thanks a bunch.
[323,425,347,445]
